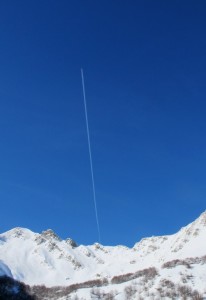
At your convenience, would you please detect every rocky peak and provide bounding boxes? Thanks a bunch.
[65,238,78,248]
[10,228,25,238]
[2,227,33,240]
[41,229,61,241]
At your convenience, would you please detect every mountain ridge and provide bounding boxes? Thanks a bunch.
[0,211,206,299]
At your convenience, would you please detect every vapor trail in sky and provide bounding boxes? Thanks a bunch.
[81,69,101,242]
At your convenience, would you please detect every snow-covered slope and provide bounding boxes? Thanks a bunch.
[0,212,206,299]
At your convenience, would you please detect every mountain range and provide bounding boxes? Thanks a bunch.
[0,212,206,299]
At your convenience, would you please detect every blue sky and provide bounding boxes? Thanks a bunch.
[0,1,206,246]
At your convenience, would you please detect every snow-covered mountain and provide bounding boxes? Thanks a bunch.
[1,212,206,299]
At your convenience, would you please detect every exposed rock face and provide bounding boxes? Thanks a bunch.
[65,238,78,248]
[41,229,61,241]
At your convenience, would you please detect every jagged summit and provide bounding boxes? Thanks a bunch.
[41,229,61,241]
[65,238,78,248]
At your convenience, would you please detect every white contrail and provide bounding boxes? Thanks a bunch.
[81,69,101,243]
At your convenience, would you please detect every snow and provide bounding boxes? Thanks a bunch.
[0,211,206,299]
[0,260,12,277]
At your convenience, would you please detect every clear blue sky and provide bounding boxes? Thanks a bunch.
[0,1,206,246]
